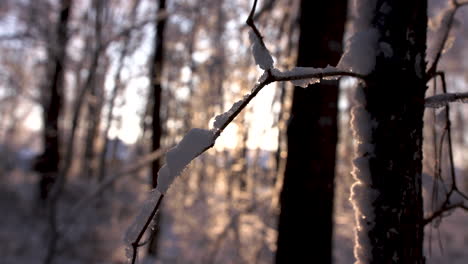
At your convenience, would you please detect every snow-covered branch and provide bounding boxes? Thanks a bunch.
[125,0,364,262]
[425,92,468,108]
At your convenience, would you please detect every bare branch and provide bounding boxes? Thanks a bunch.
[246,0,262,39]
[425,72,468,228]
[426,1,468,79]
[438,72,457,189]
[253,0,277,21]
[424,202,467,225]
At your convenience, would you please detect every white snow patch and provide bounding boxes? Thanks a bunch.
[271,65,340,88]
[350,85,379,264]
[249,30,274,70]
[338,0,378,75]
[156,128,215,194]
[213,98,246,129]
[338,28,379,75]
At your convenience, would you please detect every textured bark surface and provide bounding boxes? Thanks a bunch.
[356,0,427,263]
[275,0,347,263]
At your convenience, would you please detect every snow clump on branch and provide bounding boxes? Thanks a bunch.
[156,128,215,194]
[249,30,274,70]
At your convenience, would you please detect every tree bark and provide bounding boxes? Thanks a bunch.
[275,0,347,263]
[351,1,427,263]
[34,0,72,200]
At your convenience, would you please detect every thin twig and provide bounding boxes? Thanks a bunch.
[426,0,468,80]
[425,72,468,227]
[130,194,164,264]
[424,202,467,225]
[438,72,457,188]
[425,92,468,108]
[253,0,277,21]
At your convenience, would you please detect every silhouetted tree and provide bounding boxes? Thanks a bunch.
[275,0,347,263]
[34,0,73,200]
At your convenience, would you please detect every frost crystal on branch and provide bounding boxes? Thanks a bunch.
[156,128,215,194]
[249,30,274,70]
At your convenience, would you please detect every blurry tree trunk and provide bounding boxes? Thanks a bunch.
[147,0,167,257]
[34,0,73,200]
[209,0,227,190]
[351,1,427,262]
[98,0,141,181]
[275,0,346,263]
[84,0,105,179]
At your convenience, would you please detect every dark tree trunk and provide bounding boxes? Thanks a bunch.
[150,0,166,189]
[275,0,347,263]
[351,1,427,263]
[34,0,72,200]
[147,0,167,257]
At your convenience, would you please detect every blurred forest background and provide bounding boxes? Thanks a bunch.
[0,0,467,263]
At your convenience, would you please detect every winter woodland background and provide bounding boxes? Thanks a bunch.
[0,0,468,263]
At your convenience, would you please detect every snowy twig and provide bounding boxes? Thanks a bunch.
[425,91,468,108]
[125,1,364,262]
[129,194,164,264]
[426,0,468,80]
[270,68,365,83]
